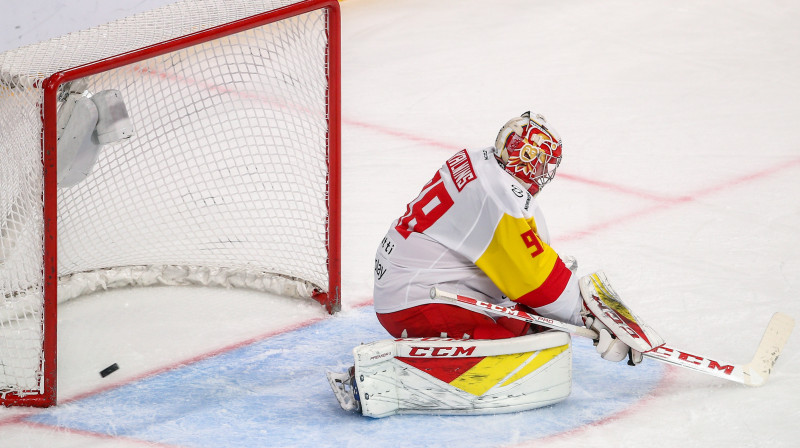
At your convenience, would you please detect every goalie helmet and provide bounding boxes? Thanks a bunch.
[494,111,563,195]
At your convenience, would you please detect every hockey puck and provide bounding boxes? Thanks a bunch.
[100,363,119,378]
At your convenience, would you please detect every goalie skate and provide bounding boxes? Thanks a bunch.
[326,366,361,413]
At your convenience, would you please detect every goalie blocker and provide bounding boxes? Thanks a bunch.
[327,331,572,418]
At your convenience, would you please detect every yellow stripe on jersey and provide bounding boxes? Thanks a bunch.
[475,213,560,301]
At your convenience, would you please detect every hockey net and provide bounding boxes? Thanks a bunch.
[0,0,340,406]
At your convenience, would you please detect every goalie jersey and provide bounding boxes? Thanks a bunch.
[374,147,582,326]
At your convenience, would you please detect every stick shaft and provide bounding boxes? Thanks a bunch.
[430,287,597,338]
[430,287,792,386]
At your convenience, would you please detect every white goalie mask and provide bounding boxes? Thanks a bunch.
[494,111,563,195]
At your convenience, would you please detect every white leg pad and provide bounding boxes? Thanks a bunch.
[352,331,572,418]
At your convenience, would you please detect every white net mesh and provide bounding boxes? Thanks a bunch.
[0,0,334,401]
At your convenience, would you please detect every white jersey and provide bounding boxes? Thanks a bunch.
[373,147,582,326]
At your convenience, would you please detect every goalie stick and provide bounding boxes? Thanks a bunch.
[430,287,794,386]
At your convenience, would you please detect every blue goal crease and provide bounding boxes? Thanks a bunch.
[26,306,665,448]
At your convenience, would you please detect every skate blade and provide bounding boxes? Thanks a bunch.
[326,370,359,412]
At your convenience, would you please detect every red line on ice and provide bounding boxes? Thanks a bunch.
[12,419,185,448]
[557,156,800,243]
[506,364,682,447]
[0,300,373,445]
[348,119,800,243]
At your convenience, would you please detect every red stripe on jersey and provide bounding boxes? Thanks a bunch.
[514,257,572,308]
[396,356,485,384]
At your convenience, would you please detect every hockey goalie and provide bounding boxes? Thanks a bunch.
[328,111,665,417]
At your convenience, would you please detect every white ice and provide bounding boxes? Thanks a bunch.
[1,0,799,447]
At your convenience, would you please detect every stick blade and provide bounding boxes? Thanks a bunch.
[743,312,794,387]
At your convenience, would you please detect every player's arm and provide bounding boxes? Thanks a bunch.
[474,221,650,364]
[474,213,582,325]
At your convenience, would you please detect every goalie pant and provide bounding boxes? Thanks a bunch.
[373,147,583,340]
[327,331,572,418]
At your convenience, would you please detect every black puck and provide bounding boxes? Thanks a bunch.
[100,363,119,378]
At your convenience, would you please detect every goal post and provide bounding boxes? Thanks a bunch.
[0,0,341,407]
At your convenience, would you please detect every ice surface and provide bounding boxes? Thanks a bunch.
[1,0,798,447]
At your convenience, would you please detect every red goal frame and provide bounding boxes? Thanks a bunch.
[2,0,340,407]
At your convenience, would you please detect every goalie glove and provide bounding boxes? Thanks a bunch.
[582,303,643,364]
[578,271,664,366]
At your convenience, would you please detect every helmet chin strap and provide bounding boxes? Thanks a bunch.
[495,152,541,195]
[513,175,540,196]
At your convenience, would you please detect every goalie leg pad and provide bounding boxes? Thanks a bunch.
[340,331,572,418]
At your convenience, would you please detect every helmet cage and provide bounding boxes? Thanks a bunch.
[502,116,562,194]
